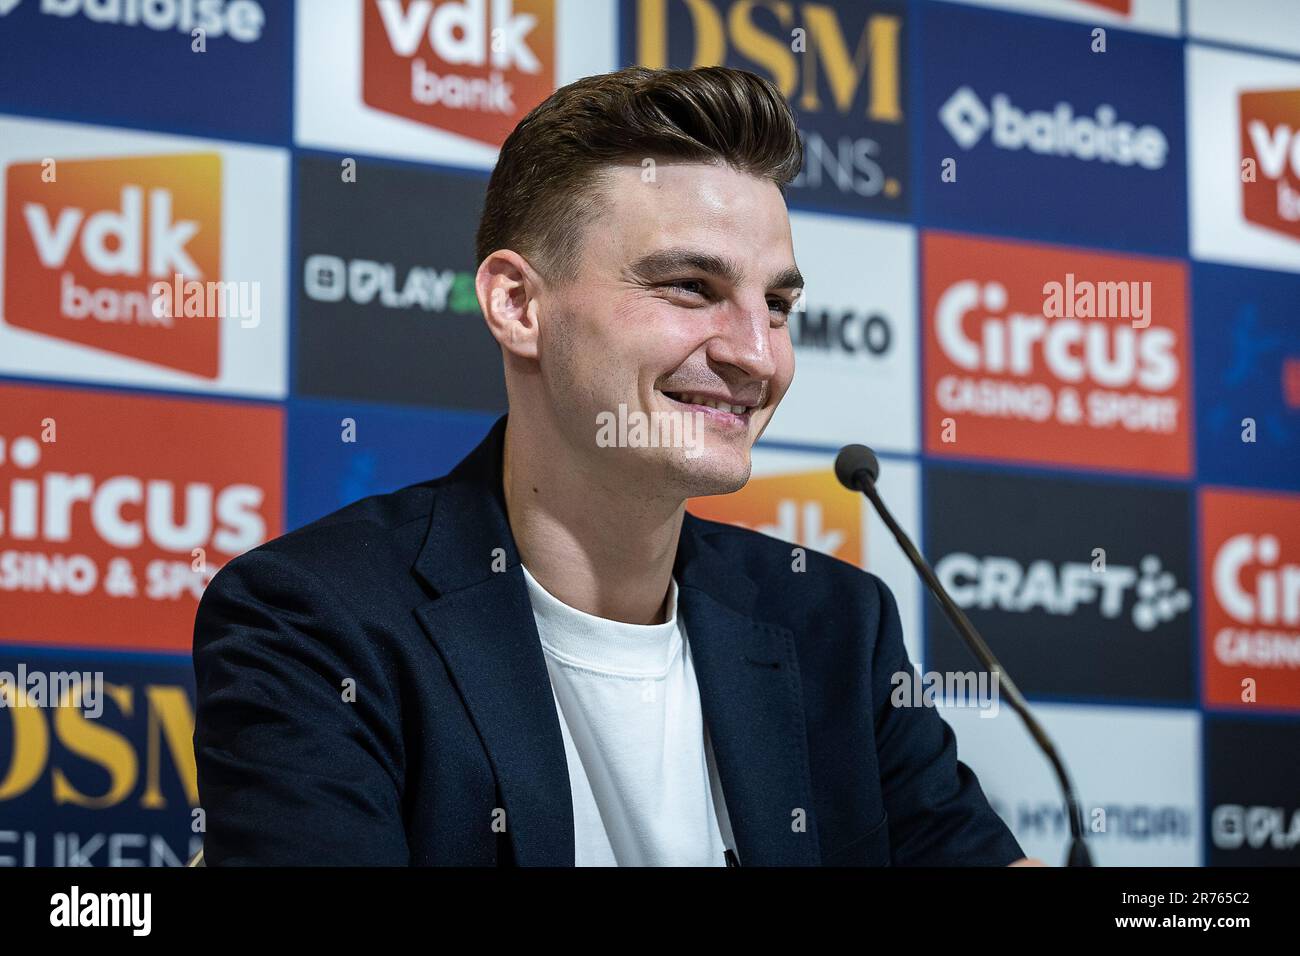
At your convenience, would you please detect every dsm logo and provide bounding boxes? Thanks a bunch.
[625,0,909,217]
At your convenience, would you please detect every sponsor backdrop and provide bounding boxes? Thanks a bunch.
[0,0,1296,866]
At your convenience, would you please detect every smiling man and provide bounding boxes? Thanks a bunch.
[193,65,1031,867]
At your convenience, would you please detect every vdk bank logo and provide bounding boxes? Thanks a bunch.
[938,85,1169,170]
[362,0,556,147]
[630,0,907,213]
[687,469,862,566]
[4,154,222,377]
[1240,89,1300,242]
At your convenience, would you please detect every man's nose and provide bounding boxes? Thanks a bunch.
[705,298,780,382]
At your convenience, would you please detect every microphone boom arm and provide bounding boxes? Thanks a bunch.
[845,457,1094,867]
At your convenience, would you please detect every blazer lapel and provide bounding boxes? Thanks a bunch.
[674,513,822,866]
[411,414,821,866]
[411,416,575,866]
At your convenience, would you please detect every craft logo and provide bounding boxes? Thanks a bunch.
[935,552,1191,632]
[687,469,862,566]
[629,0,907,214]
[938,85,1169,169]
[925,468,1194,702]
[4,153,222,377]
[303,253,478,314]
[14,0,266,41]
[0,383,281,652]
[1240,89,1300,242]
[362,0,556,147]
[1201,489,1300,712]
[923,232,1191,476]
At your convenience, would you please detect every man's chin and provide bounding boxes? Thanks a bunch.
[664,447,752,498]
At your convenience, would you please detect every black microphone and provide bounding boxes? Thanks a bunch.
[836,444,1093,868]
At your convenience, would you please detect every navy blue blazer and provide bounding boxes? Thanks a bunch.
[192,413,1024,866]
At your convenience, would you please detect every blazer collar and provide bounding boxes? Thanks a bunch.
[411,414,821,866]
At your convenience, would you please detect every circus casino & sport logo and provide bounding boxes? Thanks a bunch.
[923,232,1191,477]
[0,382,281,653]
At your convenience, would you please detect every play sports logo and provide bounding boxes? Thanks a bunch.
[1240,89,1300,242]
[3,153,222,376]
[362,0,555,147]
[0,0,266,40]
[688,470,862,566]
[938,85,1169,169]
[303,253,478,314]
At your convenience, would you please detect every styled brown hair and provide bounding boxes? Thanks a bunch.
[475,65,803,284]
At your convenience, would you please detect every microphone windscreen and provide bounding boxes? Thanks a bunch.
[835,444,880,490]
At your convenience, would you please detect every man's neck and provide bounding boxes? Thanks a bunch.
[501,416,684,626]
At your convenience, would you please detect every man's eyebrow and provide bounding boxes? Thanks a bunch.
[625,248,804,291]
[768,266,805,292]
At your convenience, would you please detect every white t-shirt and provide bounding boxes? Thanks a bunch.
[521,563,737,866]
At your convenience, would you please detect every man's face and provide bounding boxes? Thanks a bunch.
[539,159,800,499]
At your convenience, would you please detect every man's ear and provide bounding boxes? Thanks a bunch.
[476,249,541,360]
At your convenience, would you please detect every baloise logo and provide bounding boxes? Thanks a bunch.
[7,0,265,41]
[938,85,1168,169]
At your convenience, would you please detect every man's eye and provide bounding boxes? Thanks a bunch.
[666,279,707,297]
[768,297,793,315]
